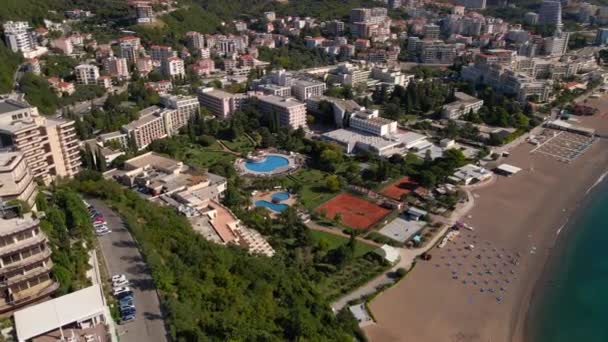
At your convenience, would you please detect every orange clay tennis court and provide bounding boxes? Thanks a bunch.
[315,193,391,230]
[380,176,419,201]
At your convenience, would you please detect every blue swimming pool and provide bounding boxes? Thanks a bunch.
[244,155,289,173]
[255,200,289,212]
[271,191,290,201]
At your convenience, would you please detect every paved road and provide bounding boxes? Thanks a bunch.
[89,199,168,342]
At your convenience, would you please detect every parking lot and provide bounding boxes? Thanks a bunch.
[531,130,596,163]
[89,199,168,342]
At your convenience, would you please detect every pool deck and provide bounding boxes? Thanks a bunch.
[252,190,297,216]
[235,151,302,177]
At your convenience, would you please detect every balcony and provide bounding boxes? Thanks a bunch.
[0,234,46,258]
[0,248,51,277]
[4,259,53,287]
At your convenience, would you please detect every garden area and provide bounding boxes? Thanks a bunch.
[309,230,376,258]
[284,169,340,210]
[317,254,390,301]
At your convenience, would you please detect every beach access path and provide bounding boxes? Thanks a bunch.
[330,190,476,312]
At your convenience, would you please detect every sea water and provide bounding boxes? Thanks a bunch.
[528,179,608,342]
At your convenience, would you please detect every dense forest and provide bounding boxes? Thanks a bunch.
[36,189,93,296]
[71,174,363,341]
[0,41,21,94]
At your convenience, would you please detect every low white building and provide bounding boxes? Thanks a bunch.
[449,164,492,185]
[442,92,484,119]
[14,285,109,342]
[374,244,401,264]
[349,108,397,137]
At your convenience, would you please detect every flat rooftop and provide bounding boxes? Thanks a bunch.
[0,212,38,236]
[124,152,182,172]
[0,99,30,114]
[14,284,105,342]
[258,95,304,108]
[123,108,166,130]
[0,151,21,170]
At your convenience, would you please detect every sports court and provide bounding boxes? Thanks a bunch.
[316,193,391,230]
[531,130,596,163]
[380,176,419,201]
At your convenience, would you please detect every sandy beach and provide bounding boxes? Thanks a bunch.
[364,116,608,342]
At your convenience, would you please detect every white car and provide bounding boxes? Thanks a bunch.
[112,274,127,283]
[96,230,112,236]
[113,286,131,296]
[113,279,130,288]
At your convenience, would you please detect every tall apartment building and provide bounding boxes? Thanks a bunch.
[44,118,81,178]
[350,8,387,24]
[326,20,345,36]
[103,56,130,79]
[75,64,100,85]
[161,57,185,78]
[0,98,81,184]
[257,95,307,129]
[119,41,139,64]
[121,106,171,150]
[3,21,35,54]
[423,24,441,40]
[0,210,57,314]
[543,31,569,56]
[0,207,59,313]
[160,95,200,135]
[186,31,205,50]
[596,28,608,45]
[197,88,254,118]
[134,2,154,23]
[0,151,37,207]
[539,0,563,30]
[420,42,458,64]
[150,45,175,62]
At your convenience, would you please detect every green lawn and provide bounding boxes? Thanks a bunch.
[221,135,255,153]
[309,230,376,258]
[287,169,338,210]
[183,143,237,169]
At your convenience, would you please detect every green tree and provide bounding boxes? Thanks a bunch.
[326,175,341,193]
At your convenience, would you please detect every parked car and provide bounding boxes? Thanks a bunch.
[113,279,130,288]
[116,292,133,301]
[119,298,134,307]
[121,314,135,323]
[112,274,127,283]
[119,302,135,311]
[96,230,112,236]
[120,307,136,317]
[94,217,105,223]
[113,286,131,296]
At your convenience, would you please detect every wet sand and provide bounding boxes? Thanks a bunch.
[365,125,608,342]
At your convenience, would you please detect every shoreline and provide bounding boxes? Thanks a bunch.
[522,170,608,342]
[364,135,608,342]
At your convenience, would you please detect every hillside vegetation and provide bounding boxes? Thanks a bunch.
[0,41,21,93]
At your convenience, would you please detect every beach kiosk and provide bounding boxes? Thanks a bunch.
[495,164,522,176]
